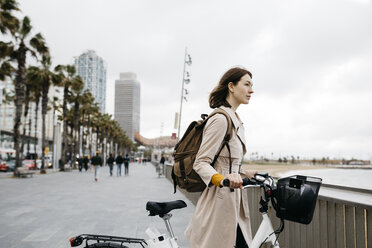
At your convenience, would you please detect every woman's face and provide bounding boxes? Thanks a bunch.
[230,74,254,105]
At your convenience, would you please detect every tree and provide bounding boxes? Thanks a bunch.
[27,55,60,173]
[69,75,84,169]
[54,64,79,171]
[78,91,96,156]
[1,9,48,170]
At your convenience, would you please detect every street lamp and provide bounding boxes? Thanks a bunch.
[177,47,192,141]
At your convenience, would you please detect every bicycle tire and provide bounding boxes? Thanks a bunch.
[86,242,129,248]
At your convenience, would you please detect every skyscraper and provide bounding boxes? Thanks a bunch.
[115,72,140,141]
[74,50,107,113]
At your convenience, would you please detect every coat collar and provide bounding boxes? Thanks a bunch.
[218,106,247,154]
[218,106,242,130]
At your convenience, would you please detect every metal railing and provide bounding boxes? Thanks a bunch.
[164,163,372,248]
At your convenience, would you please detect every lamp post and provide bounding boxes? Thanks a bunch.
[177,47,192,141]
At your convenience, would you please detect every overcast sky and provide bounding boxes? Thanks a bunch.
[17,0,372,160]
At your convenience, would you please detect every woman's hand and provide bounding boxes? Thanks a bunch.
[224,173,243,189]
[241,169,259,179]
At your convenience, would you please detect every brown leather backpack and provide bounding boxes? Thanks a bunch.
[172,108,233,193]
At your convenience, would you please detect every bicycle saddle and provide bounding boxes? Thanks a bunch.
[146,200,187,217]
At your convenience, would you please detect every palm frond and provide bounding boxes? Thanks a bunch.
[0,61,15,80]
[0,0,20,11]
[0,40,14,59]
[0,10,20,34]
[30,32,49,57]
[20,16,31,38]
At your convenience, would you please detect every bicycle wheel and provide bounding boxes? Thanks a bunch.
[86,242,129,247]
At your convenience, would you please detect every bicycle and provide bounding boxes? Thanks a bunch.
[69,172,321,248]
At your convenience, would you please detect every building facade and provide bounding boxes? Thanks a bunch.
[0,79,60,155]
[115,72,140,141]
[74,50,107,113]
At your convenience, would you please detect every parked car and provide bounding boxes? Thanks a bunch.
[0,161,8,172]
[0,160,15,172]
[36,159,52,169]
[22,160,38,170]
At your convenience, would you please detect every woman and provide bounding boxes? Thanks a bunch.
[185,67,256,248]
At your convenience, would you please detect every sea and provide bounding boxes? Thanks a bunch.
[279,168,372,190]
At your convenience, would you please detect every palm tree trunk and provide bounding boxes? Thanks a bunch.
[13,42,26,172]
[69,121,74,168]
[73,99,79,170]
[96,127,99,154]
[80,111,85,156]
[21,86,30,158]
[88,115,92,156]
[61,85,68,171]
[27,111,32,154]
[34,96,40,170]
[40,85,49,174]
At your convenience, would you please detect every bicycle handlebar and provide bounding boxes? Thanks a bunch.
[222,177,257,187]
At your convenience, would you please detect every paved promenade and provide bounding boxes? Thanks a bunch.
[0,163,195,248]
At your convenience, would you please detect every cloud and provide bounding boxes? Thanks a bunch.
[17,0,372,160]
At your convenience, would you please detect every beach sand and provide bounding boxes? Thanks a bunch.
[242,163,328,177]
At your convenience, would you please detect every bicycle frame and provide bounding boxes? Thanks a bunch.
[145,213,179,248]
[242,175,281,248]
[250,213,279,248]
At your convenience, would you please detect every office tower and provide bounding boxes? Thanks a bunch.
[115,72,140,141]
[74,50,107,113]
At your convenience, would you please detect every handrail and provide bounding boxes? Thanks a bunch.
[162,163,372,247]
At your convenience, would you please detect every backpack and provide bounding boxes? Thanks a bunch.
[172,108,233,193]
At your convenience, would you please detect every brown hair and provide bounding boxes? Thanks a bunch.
[209,67,252,108]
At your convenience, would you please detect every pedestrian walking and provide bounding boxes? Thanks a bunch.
[83,156,89,171]
[159,154,165,176]
[185,67,257,248]
[91,152,103,182]
[115,153,124,176]
[124,154,130,176]
[58,158,63,171]
[77,155,83,172]
[107,153,115,176]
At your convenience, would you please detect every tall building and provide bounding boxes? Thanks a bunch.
[74,50,107,113]
[0,79,60,153]
[115,72,140,141]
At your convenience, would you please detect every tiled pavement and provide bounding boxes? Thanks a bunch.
[0,163,195,247]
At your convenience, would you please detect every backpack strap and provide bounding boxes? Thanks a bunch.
[209,108,233,167]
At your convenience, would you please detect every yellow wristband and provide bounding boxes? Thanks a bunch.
[211,173,225,187]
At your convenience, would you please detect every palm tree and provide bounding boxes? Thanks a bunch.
[54,64,81,171]
[69,75,84,169]
[86,102,99,157]
[50,95,61,165]
[1,12,48,170]
[32,76,41,165]
[79,91,95,156]
[21,85,30,156]
[27,55,58,173]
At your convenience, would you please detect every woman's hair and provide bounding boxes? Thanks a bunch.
[209,67,252,108]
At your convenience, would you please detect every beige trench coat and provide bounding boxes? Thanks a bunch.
[185,106,252,248]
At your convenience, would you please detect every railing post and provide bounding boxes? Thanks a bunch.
[335,203,344,248]
[345,205,355,248]
[367,209,371,248]
[327,201,336,248]
[319,200,328,248]
[355,208,365,248]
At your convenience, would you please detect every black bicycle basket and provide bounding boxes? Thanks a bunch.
[274,175,322,224]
